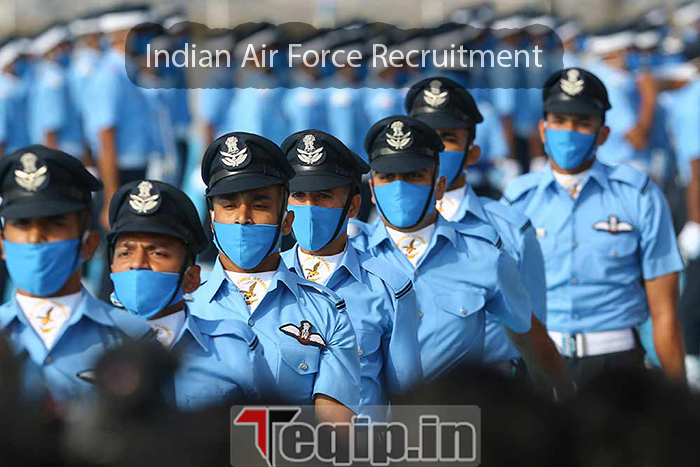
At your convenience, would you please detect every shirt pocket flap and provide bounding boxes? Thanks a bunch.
[357,330,382,358]
[278,343,321,375]
[435,288,487,318]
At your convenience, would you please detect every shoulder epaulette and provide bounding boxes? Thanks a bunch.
[481,198,532,234]
[360,252,414,301]
[609,163,651,194]
[501,172,542,204]
[298,279,347,312]
[196,318,259,351]
[453,219,503,249]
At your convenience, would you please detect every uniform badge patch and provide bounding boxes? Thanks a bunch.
[279,320,326,347]
[235,276,269,307]
[296,134,325,166]
[560,68,585,96]
[220,136,250,169]
[128,181,161,215]
[394,234,427,260]
[423,79,449,108]
[386,121,413,150]
[14,152,49,192]
[593,215,634,234]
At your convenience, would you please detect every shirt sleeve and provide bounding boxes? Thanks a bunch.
[313,306,361,411]
[519,225,548,325]
[639,182,685,280]
[91,70,120,132]
[487,250,533,333]
[383,286,423,396]
[35,71,68,134]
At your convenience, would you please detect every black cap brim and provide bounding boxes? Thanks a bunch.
[414,112,469,130]
[289,173,353,192]
[370,154,435,174]
[0,197,89,219]
[545,100,606,117]
[106,220,189,246]
[206,173,285,197]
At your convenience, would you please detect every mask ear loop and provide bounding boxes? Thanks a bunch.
[371,169,437,230]
[321,183,355,250]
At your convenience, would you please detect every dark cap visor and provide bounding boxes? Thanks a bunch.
[0,196,89,219]
[370,153,436,174]
[206,173,285,197]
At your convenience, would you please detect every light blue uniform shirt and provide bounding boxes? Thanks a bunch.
[448,184,546,363]
[0,288,153,403]
[349,216,532,380]
[29,60,83,155]
[197,69,234,139]
[0,72,30,153]
[68,47,102,151]
[325,78,369,157]
[503,159,684,333]
[190,259,361,409]
[663,79,700,186]
[170,309,275,411]
[87,48,154,170]
[282,243,422,420]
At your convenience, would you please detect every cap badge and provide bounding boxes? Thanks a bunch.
[220,136,250,169]
[129,181,161,215]
[560,69,584,96]
[423,79,448,108]
[386,121,413,150]
[296,134,325,166]
[14,153,48,192]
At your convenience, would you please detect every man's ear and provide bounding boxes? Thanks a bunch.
[538,119,547,145]
[183,264,201,294]
[81,231,101,261]
[465,145,481,166]
[597,125,610,146]
[281,209,294,236]
[369,178,377,205]
[348,193,362,219]
[0,238,5,261]
[435,174,447,201]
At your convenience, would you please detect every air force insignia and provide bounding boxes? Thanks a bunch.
[220,136,250,169]
[296,134,325,166]
[593,215,634,234]
[128,181,161,215]
[423,79,448,108]
[14,153,49,192]
[279,320,326,347]
[386,121,413,150]
[560,69,585,96]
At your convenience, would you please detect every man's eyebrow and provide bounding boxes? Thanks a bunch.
[252,193,272,201]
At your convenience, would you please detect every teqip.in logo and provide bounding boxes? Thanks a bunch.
[230,405,480,467]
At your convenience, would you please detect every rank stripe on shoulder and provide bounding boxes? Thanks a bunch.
[395,281,413,301]
[641,176,650,194]
[249,335,259,352]
[336,299,346,311]
[495,237,503,249]
[519,219,532,234]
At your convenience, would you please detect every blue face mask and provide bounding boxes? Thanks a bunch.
[373,180,435,228]
[4,239,82,296]
[110,270,184,319]
[439,150,467,187]
[213,222,281,270]
[544,128,598,170]
[288,204,348,252]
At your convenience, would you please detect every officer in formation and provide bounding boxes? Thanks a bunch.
[348,115,573,396]
[280,130,422,420]
[0,36,30,157]
[404,77,548,370]
[0,146,153,403]
[191,132,361,422]
[107,179,274,410]
[502,68,686,384]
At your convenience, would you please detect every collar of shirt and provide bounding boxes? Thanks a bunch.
[148,310,186,349]
[297,247,344,286]
[197,257,302,305]
[286,242,364,286]
[386,223,437,267]
[540,158,610,195]
[436,184,467,222]
[16,291,82,349]
[368,216,458,255]
[174,308,208,351]
[225,269,276,314]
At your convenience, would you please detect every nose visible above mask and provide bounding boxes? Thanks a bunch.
[373,180,435,229]
[288,204,348,252]
[544,128,598,170]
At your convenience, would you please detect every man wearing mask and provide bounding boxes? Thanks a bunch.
[404,77,547,371]
[349,116,572,397]
[503,68,686,384]
[108,179,274,410]
[191,132,360,422]
[0,146,153,403]
[281,130,422,420]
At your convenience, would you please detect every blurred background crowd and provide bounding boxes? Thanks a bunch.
[2,0,700,464]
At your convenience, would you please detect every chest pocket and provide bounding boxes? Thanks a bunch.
[357,331,382,361]
[435,288,487,319]
[277,343,321,402]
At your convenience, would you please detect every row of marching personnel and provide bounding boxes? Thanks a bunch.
[0,62,690,425]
